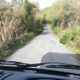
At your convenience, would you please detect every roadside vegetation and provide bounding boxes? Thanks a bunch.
[41,0,80,60]
[0,0,43,59]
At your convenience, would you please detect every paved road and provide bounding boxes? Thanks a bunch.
[7,25,79,65]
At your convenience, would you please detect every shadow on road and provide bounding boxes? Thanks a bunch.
[41,25,51,35]
[41,31,50,35]
[41,52,78,65]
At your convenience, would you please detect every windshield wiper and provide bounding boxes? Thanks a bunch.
[0,60,80,70]
[46,64,80,70]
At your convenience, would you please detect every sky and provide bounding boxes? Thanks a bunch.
[7,0,58,9]
[29,0,58,9]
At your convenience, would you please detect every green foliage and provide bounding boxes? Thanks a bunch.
[22,33,29,39]
[1,41,15,50]
[35,28,42,34]
[76,36,80,44]
[1,50,11,57]
[66,26,80,45]
[17,40,25,47]
[51,26,60,35]
[41,0,80,28]
[60,32,71,44]
[60,26,80,45]
[71,27,80,37]
[0,0,42,59]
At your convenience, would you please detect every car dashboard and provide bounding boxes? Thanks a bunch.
[0,67,80,80]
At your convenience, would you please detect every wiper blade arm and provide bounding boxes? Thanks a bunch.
[0,60,45,68]
[0,60,25,65]
[46,64,80,70]
[0,60,80,70]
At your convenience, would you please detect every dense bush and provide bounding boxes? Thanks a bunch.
[60,26,80,47]
[60,32,71,44]
[0,0,42,59]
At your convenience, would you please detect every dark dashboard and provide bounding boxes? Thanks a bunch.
[0,68,80,80]
[0,61,80,80]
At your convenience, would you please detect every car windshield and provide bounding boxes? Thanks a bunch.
[0,0,80,74]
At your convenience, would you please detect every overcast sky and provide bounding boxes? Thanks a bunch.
[7,0,58,9]
[29,0,58,9]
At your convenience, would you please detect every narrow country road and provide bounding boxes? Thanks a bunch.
[7,25,79,65]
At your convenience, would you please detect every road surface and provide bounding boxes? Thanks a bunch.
[7,25,79,65]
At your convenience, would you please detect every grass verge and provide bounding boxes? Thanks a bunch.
[51,25,80,61]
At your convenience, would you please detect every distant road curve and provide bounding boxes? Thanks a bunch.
[7,25,79,65]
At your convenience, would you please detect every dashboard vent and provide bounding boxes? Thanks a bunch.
[0,71,13,80]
